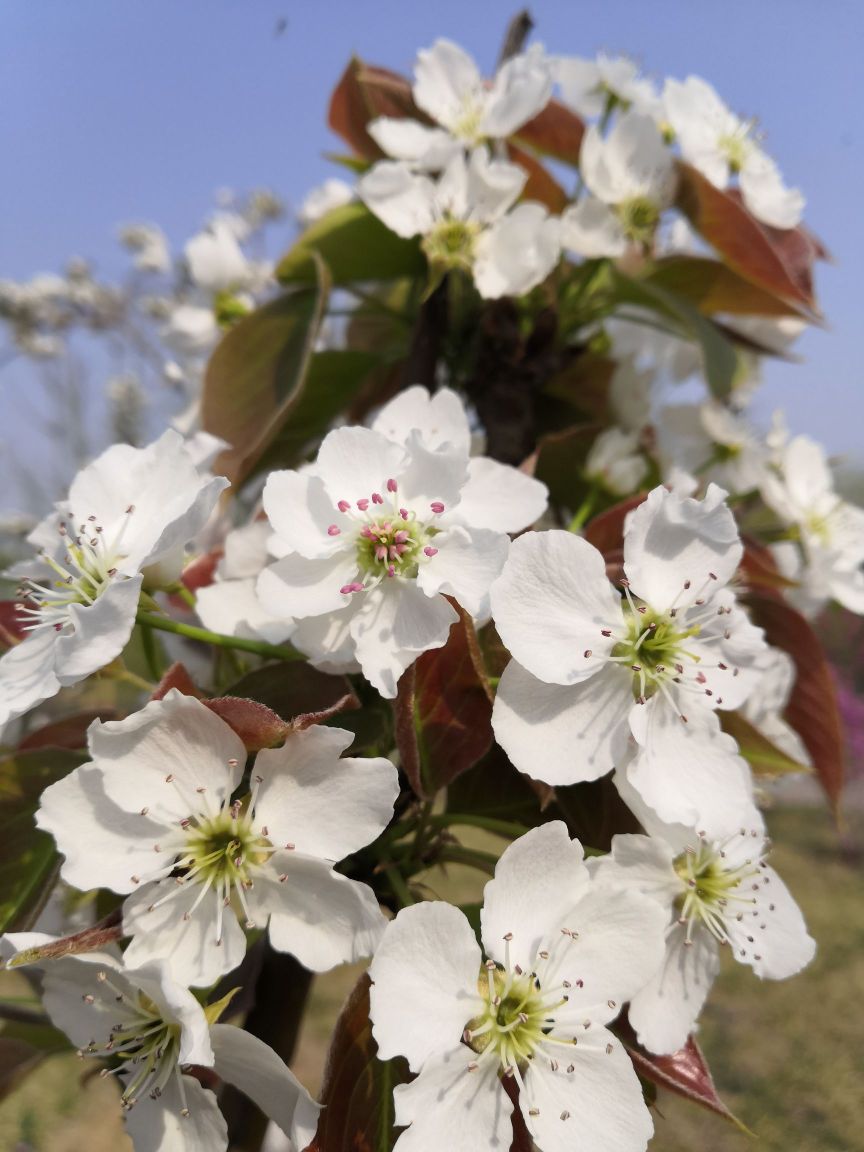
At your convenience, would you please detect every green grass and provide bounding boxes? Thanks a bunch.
[1,806,861,1151]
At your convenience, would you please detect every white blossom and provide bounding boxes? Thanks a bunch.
[554,53,662,120]
[368,39,552,169]
[369,822,666,1152]
[585,426,648,496]
[0,939,320,1152]
[561,110,676,257]
[491,484,765,834]
[184,220,256,294]
[298,178,355,226]
[118,223,171,274]
[656,401,772,495]
[741,647,811,768]
[258,423,544,697]
[0,432,228,735]
[763,435,864,616]
[664,76,804,229]
[358,148,560,299]
[36,690,398,987]
[593,775,815,1054]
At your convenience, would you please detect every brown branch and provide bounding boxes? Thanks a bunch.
[497,9,534,67]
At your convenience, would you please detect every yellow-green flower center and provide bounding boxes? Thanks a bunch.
[673,840,761,944]
[616,196,661,245]
[611,602,701,701]
[422,218,480,275]
[465,966,549,1070]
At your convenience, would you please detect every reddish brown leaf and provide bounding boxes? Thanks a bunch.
[645,256,808,319]
[18,711,113,752]
[514,97,586,165]
[409,613,495,798]
[739,536,796,593]
[289,692,360,732]
[583,493,647,557]
[181,548,223,593]
[204,697,289,752]
[393,664,423,798]
[328,57,419,160]
[622,1025,749,1130]
[676,163,821,317]
[150,661,203,702]
[0,601,26,647]
[506,142,568,213]
[745,593,844,816]
[309,973,410,1152]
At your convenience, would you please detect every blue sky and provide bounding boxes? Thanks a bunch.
[1,0,862,508]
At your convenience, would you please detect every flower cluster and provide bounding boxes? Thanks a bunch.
[0,25,852,1152]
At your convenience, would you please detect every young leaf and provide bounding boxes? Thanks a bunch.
[308,973,410,1152]
[276,202,425,287]
[645,256,811,320]
[200,260,330,486]
[719,711,811,778]
[328,57,418,160]
[744,594,845,817]
[512,98,586,165]
[0,749,85,934]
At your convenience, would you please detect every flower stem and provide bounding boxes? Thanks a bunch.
[437,846,499,875]
[384,865,416,908]
[135,611,304,663]
[568,484,599,533]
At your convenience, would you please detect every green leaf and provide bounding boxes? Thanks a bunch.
[276,202,425,286]
[720,711,811,778]
[255,349,380,474]
[610,270,739,399]
[0,749,85,934]
[200,259,330,486]
[645,256,809,319]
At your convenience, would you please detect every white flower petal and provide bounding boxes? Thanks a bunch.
[481,47,552,138]
[88,690,246,825]
[623,484,742,613]
[315,426,409,507]
[464,148,526,223]
[372,384,471,454]
[54,575,143,684]
[481,822,590,973]
[628,923,720,1055]
[473,203,561,299]
[492,659,633,785]
[36,763,166,894]
[123,1074,228,1152]
[491,530,622,685]
[258,854,386,972]
[257,551,359,619]
[561,198,628,257]
[724,864,815,980]
[358,162,439,239]
[626,699,756,837]
[196,578,294,644]
[417,524,508,619]
[454,457,548,534]
[740,152,804,230]
[262,470,342,559]
[367,117,461,168]
[254,725,399,861]
[210,1024,321,1149]
[523,1031,653,1152]
[369,901,483,1072]
[122,883,247,989]
[392,1048,509,1152]
[349,582,457,698]
[0,627,61,729]
[413,39,483,131]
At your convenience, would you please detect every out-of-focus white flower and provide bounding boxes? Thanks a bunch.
[118,223,171,274]
[593,775,815,1054]
[664,76,804,229]
[185,220,254,294]
[762,435,864,616]
[259,422,545,697]
[491,485,765,834]
[161,303,220,357]
[554,52,662,119]
[741,647,811,767]
[585,426,648,496]
[0,940,320,1152]
[562,110,676,256]
[656,401,772,495]
[359,148,560,299]
[0,432,228,734]
[369,822,665,1152]
[37,690,398,987]
[368,39,552,169]
[606,310,702,385]
[298,178,355,226]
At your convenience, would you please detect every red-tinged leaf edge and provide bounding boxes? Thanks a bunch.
[506,142,568,213]
[583,492,648,558]
[394,663,423,798]
[308,972,410,1152]
[0,602,26,647]
[151,661,204,701]
[739,536,797,593]
[181,549,223,593]
[513,97,586,165]
[289,692,360,733]
[619,1021,753,1134]
[745,593,845,817]
[676,163,821,319]
[4,910,123,969]
[328,57,420,161]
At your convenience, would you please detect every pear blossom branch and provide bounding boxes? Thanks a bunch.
[135,610,305,662]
